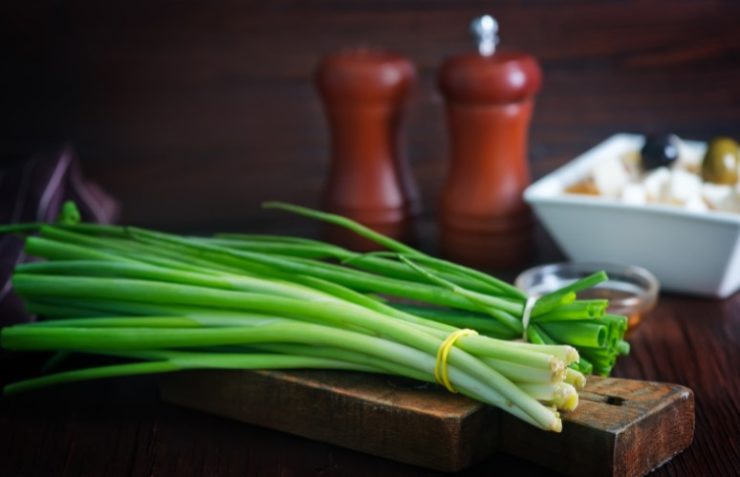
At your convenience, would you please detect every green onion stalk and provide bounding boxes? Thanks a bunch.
[0,202,628,432]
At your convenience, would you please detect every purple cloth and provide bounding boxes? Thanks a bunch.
[0,145,119,326]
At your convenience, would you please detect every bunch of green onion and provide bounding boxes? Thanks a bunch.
[0,202,628,432]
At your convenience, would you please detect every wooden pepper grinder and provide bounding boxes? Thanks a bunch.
[315,48,419,250]
[438,15,542,268]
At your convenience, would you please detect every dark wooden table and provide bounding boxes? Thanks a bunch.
[1,222,738,476]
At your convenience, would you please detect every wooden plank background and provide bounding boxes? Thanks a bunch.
[3,0,739,231]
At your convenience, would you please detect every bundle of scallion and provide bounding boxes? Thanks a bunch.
[206,202,629,375]
[0,202,627,432]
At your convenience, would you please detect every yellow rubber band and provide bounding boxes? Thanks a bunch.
[434,328,478,393]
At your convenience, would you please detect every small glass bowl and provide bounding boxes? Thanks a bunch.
[515,262,660,334]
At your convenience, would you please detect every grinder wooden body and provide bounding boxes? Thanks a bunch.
[315,49,419,250]
[439,51,542,267]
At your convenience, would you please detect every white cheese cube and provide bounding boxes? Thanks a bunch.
[718,190,740,213]
[702,183,733,209]
[621,183,647,205]
[620,151,642,180]
[675,140,704,172]
[685,194,708,212]
[643,167,671,202]
[668,169,702,204]
[592,157,629,197]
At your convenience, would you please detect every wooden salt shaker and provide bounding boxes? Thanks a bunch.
[315,49,419,250]
[438,16,542,268]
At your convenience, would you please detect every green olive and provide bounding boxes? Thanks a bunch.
[702,137,739,185]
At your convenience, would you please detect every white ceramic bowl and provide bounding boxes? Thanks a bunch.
[524,133,740,298]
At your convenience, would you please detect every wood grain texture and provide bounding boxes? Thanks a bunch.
[161,370,500,473]
[159,370,693,476]
[1,0,739,475]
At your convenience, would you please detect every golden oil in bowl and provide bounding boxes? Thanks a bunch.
[515,262,660,335]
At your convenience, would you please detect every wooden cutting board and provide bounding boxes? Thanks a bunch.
[159,370,693,476]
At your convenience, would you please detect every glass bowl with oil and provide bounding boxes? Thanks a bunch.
[515,262,660,334]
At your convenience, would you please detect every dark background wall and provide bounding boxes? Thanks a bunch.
[3,0,740,231]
